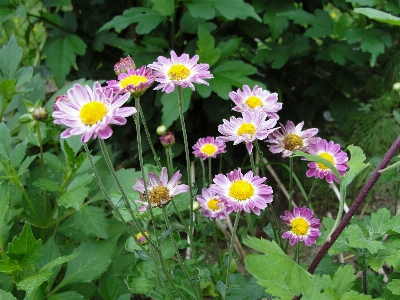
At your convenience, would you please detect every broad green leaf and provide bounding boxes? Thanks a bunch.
[328,41,368,66]
[66,173,93,191]
[263,0,294,40]
[0,79,16,100]
[15,66,33,87]
[186,0,261,21]
[74,206,108,239]
[56,236,119,289]
[387,279,400,295]
[388,214,400,233]
[7,223,43,265]
[196,25,221,67]
[48,291,84,300]
[43,30,87,87]
[354,7,400,26]
[126,276,155,294]
[151,0,174,16]
[161,88,192,128]
[99,272,125,300]
[0,182,9,227]
[43,152,66,173]
[10,141,27,168]
[226,274,267,300]
[345,27,392,58]
[0,123,11,161]
[345,224,385,254]
[33,178,61,192]
[366,239,400,271]
[330,265,356,298]
[0,289,17,300]
[342,145,370,188]
[369,208,392,238]
[58,186,89,210]
[39,253,79,272]
[99,7,164,35]
[0,35,22,79]
[0,259,21,273]
[17,155,37,176]
[16,271,52,295]
[393,110,400,125]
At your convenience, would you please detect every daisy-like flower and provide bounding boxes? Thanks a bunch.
[265,120,318,157]
[133,167,189,212]
[196,188,227,220]
[217,110,278,154]
[192,137,226,160]
[229,85,282,119]
[52,82,136,143]
[281,206,321,246]
[106,65,155,97]
[148,50,213,93]
[305,138,349,183]
[211,168,273,215]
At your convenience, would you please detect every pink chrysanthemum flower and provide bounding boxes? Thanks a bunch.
[192,137,226,160]
[217,110,278,154]
[281,206,321,246]
[114,56,136,75]
[148,50,213,93]
[196,188,227,220]
[133,167,189,212]
[106,66,155,97]
[305,138,349,183]
[229,85,282,119]
[210,168,273,215]
[52,82,136,143]
[265,120,318,157]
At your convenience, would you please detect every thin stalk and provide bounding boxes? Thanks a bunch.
[362,255,368,295]
[36,122,47,219]
[200,158,206,188]
[213,219,221,268]
[138,105,162,169]
[165,147,174,177]
[289,156,294,212]
[223,212,241,300]
[249,150,256,173]
[306,178,317,209]
[208,157,212,187]
[296,243,300,265]
[254,141,266,177]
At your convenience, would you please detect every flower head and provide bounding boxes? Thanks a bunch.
[281,206,321,246]
[217,110,278,154]
[52,82,136,143]
[265,120,318,157]
[136,231,149,245]
[211,168,273,215]
[192,137,226,160]
[305,138,349,183]
[106,66,155,97]
[148,50,213,93]
[133,167,189,212]
[196,188,227,220]
[159,131,175,148]
[229,85,282,119]
[114,56,136,75]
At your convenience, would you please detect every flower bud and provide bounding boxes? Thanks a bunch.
[18,113,33,123]
[114,56,135,75]
[159,131,175,148]
[32,107,48,122]
[393,82,400,91]
[136,231,149,245]
[192,201,200,212]
[156,125,167,136]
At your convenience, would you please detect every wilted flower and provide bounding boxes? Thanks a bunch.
[192,137,226,160]
[196,188,227,220]
[159,131,175,148]
[114,56,136,75]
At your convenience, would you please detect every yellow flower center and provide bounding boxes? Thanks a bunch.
[79,102,108,125]
[229,180,254,201]
[245,96,263,108]
[237,123,256,137]
[120,75,147,88]
[207,198,221,211]
[201,144,217,156]
[168,64,190,80]
[149,186,170,206]
[317,152,335,170]
[282,133,303,151]
[291,218,309,236]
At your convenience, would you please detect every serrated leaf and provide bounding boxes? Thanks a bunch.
[39,253,79,272]
[342,145,370,188]
[354,7,400,26]
[99,7,164,34]
[345,27,392,58]
[187,0,261,21]
[17,155,37,176]
[67,173,93,191]
[33,178,62,192]
[226,274,267,300]
[366,239,400,271]
[387,279,400,295]
[318,218,352,255]
[0,123,11,161]
[263,1,294,40]
[161,88,192,128]
[10,141,27,168]
[151,0,174,16]
[43,152,66,173]
[331,265,357,297]
[0,182,9,226]
[196,25,221,67]
[7,223,43,265]
[345,224,385,254]
[43,30,86,87]
[0,35,22,79]
[369,208,392,238]
[56,236,119,289]
[0,289,17,300]
[16,271,52,295]
[126,276,155,294]
[74,206,108,239]
[58,186,89,210]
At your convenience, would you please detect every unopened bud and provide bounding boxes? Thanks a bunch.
[159,131,175,148]
[156,125,167,136]
[114,56,135,75]
[19,113,33,123]
[393,82,400,91]
[192,201,200,212]
[32,107,48,122]
[136,231,149,245]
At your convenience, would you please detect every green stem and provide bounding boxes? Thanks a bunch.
[165,147,174,177]
[208,157,212,187]
[213,219,221,268]
[327,181,346,240]
[254,141,266,177]
[36,122,47,219]
[200,158,206,188]
[306,178,317,209]
[296,242,300,265]
[223,212,241,300]
[289,156,293,212]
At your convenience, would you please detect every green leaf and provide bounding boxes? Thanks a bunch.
[226,274,267,300]
[366,239,400,271]
[43,152,66,173]
[345,27,392,58]
[345,224,385,254]
[196,25,221,67]
[318,218,352,255]
[354,7,400,26]
[186,0,261,21]
[161,88,192,128]
[48,291,84,300]
[33,178,62,192]
[342,145,370,188]
[0,123,11,161]
[56,236,119,289]
[0,35,22,79]
[17,155,37,176]
[387,279,400,295]
[58,186,89,211]
[126,276,156,294]
[7,223,43,266]
[39,253,79,272]
[393,110,400,125]
[74,206,108,239]
[43,30,86,87]
[330,265,357,298]
[99,7,164,35]
[151,0,174,16]
[328,41,368,66]
[0,182,9,228]
[0,289,17,300]
[16,271,52,295]
[263,1,294,40]
[10,141,28,169]
[369,208,392,238]
[66,173,93,191]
